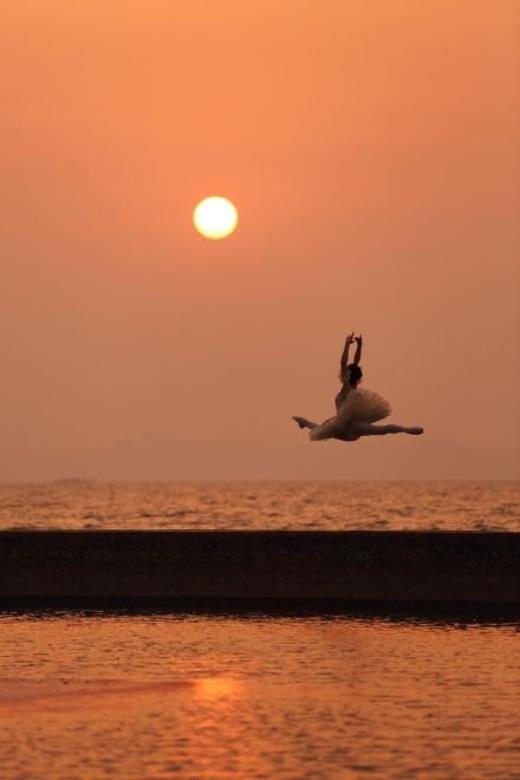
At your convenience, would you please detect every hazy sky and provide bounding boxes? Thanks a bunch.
[1,1,518,480]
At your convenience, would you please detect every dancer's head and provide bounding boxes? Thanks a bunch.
[346,363,362,387]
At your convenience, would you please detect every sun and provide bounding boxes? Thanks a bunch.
[193,196,238,240]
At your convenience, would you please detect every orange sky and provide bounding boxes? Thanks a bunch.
[0,1,518,479]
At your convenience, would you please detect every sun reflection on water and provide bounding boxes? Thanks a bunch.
[195,676,242,700]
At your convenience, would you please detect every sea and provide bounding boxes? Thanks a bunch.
[0,480,519,779]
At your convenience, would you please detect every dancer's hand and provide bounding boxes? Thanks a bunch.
[345,332,355,346]
[354,334,363,345]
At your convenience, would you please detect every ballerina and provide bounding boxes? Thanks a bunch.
[292,333,423,442]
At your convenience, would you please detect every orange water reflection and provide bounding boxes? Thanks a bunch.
[0,614,518,779]
[195,676,242,701]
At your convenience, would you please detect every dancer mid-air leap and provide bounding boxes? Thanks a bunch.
[292,333,423,442]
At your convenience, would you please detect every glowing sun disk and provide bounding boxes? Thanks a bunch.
[193,196,238,240]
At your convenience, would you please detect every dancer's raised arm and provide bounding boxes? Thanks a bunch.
[353,334,363,365]
[340,333,355,379]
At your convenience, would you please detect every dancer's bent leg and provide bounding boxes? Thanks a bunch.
[349,423,423,437]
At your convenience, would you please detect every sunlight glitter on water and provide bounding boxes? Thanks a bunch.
[0,481,518,531]
[0,612,519,779]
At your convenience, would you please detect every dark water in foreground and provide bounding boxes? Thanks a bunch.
[0,612,518,779]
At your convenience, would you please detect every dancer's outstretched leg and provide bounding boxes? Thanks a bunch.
[348,423,423,437]
[292,416,318,430]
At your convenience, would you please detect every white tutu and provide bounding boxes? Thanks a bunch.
[336,387,391,425]
[309,387,391,441]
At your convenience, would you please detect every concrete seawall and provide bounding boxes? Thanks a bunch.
[0,531,519,608]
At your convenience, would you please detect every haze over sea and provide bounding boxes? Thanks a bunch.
[1,481,519,779]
